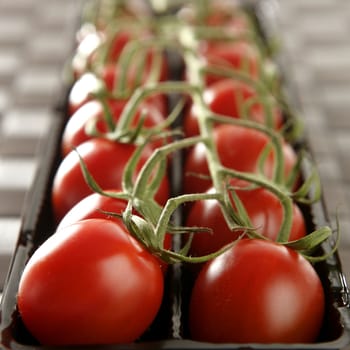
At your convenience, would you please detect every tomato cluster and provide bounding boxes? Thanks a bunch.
[16,0,333,347]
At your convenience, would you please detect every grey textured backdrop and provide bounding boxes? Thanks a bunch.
[0,0,84,289]
[276,0,350,281]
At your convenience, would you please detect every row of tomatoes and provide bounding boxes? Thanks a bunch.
[16,0,328,347]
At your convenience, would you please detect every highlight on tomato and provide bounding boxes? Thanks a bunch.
[17,219,164,346]
[61,98,167,156]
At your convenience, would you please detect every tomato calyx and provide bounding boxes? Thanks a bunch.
[81,92,173,146]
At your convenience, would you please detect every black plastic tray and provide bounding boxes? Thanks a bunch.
[1,1,350,349]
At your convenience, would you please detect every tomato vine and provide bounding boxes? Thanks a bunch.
[74,6,338,263]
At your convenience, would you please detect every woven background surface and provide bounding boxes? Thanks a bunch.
[0,0,84,288]
[0,1,350,346]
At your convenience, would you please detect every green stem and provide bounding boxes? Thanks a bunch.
[219,166,294,242]
[181,22,297,242]
[131,136,204,200]
[113,81,199,136]
[209,113,286,185]
[181,27,249,237]
[156,192,222,248]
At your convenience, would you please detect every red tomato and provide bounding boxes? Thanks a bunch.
[52,138,170,221]
[68,65,167,117]
[72,27,156,79]
[178,2,249,33]
[100,57,168,114]
[188,41,260,86]
[95,30,134,66]
[56,191,172,273]
[68,72,104,116]
[185,178,306,257]
[203,41,260,83]
[183,124,297,194]
[61,98,166,156]
[205,12,249,31]
[56,190,128,231]
[100,49,169,87]
[17,219,164,345]
[184,78,282,137]
[189,239,325,343]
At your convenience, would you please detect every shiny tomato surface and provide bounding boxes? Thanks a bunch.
[183,124,297,194]
[184,78,282,137]
[52,138,169,221]
[189,239,325,343]
[61,99,166,156]
[185,178,306,257]
[18,219,164,345]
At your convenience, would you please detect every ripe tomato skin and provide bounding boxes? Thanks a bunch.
[68,72,103,116]
[61,98,166,156]
[62,99,125,155]
[101,49,169,86]
[71,25,141,78]
[185,179,306,257]
[205,12,249,31]
[17,219,164,346]
[184,78,282,138]
[52,138,170,221]
[183,124,297,194]
[68,68,167,117]
[189,239,325,343]
[178,2,249,33]
[103,30,134,63]
[72,29,158,79]
[55,191,172,273]
[56,190,127,231]
[197,41,260,86]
